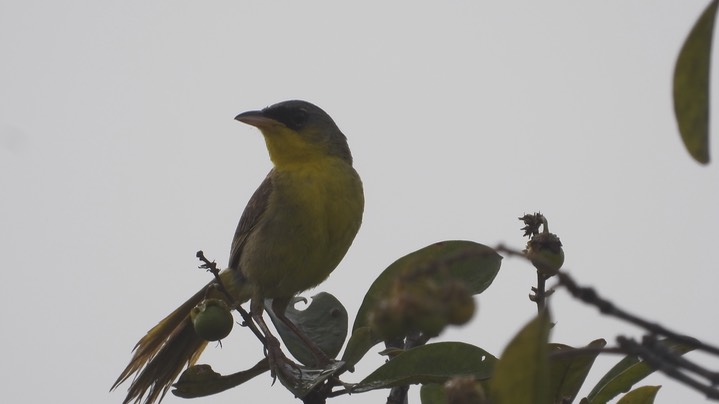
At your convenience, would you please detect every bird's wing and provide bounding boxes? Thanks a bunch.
[228,170,273,269]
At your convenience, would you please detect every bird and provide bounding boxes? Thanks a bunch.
[111,100,364,404]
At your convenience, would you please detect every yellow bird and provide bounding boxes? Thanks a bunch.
[112,100,364,403]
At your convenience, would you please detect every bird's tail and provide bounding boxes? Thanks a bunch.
[111,283,212,404]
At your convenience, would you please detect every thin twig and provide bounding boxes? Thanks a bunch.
[498,244,553,313]
[496,245,719,357]
[196,251,266,345]
[556,272,719,357]
[498,243,719,401]
[641,335,719,385]
[386,385,409,404]
[495,244,526,259]
[618,337,719,400]
[383,331,432,403]
[531,272,549,313]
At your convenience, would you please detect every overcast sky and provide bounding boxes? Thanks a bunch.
[2,1,719,403]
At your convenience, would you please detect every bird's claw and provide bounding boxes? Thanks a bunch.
[265,335,302,385]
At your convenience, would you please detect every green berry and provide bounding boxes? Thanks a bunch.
[526,232,565,276]
[190,299,234,341]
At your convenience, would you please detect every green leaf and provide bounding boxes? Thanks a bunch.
[352,342,497,393]
[548,339,606,403]
[172,360,269,398]
[586,339,695,403]
[673,0,719,164]
[489,312,552,404]
[340,325,376,369]
[267,292,348,367]
[616,385,661,404]
[353,240,502,333]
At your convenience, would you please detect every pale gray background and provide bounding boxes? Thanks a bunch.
[2,1,718,403]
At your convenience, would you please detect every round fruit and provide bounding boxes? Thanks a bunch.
[369,298,408,340]
[526,232,565,276]
[446,293,476,326]
[414,308,447,337]
[190,299,234,341]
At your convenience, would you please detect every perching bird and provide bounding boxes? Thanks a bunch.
[111,100,364,404]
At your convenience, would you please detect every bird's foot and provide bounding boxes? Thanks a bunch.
[265,335,302,385]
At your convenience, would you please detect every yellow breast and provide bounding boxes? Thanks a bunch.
[240,157,364,299]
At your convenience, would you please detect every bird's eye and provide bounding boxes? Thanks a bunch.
[289,109,308,128]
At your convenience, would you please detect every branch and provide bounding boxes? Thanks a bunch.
[556,271,719,357]
[498,243,719,400]
[195,251,266,345]
[617,336,719,400]
[530,272,554,314]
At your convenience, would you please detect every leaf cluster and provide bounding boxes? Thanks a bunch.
[173,2,719,401]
